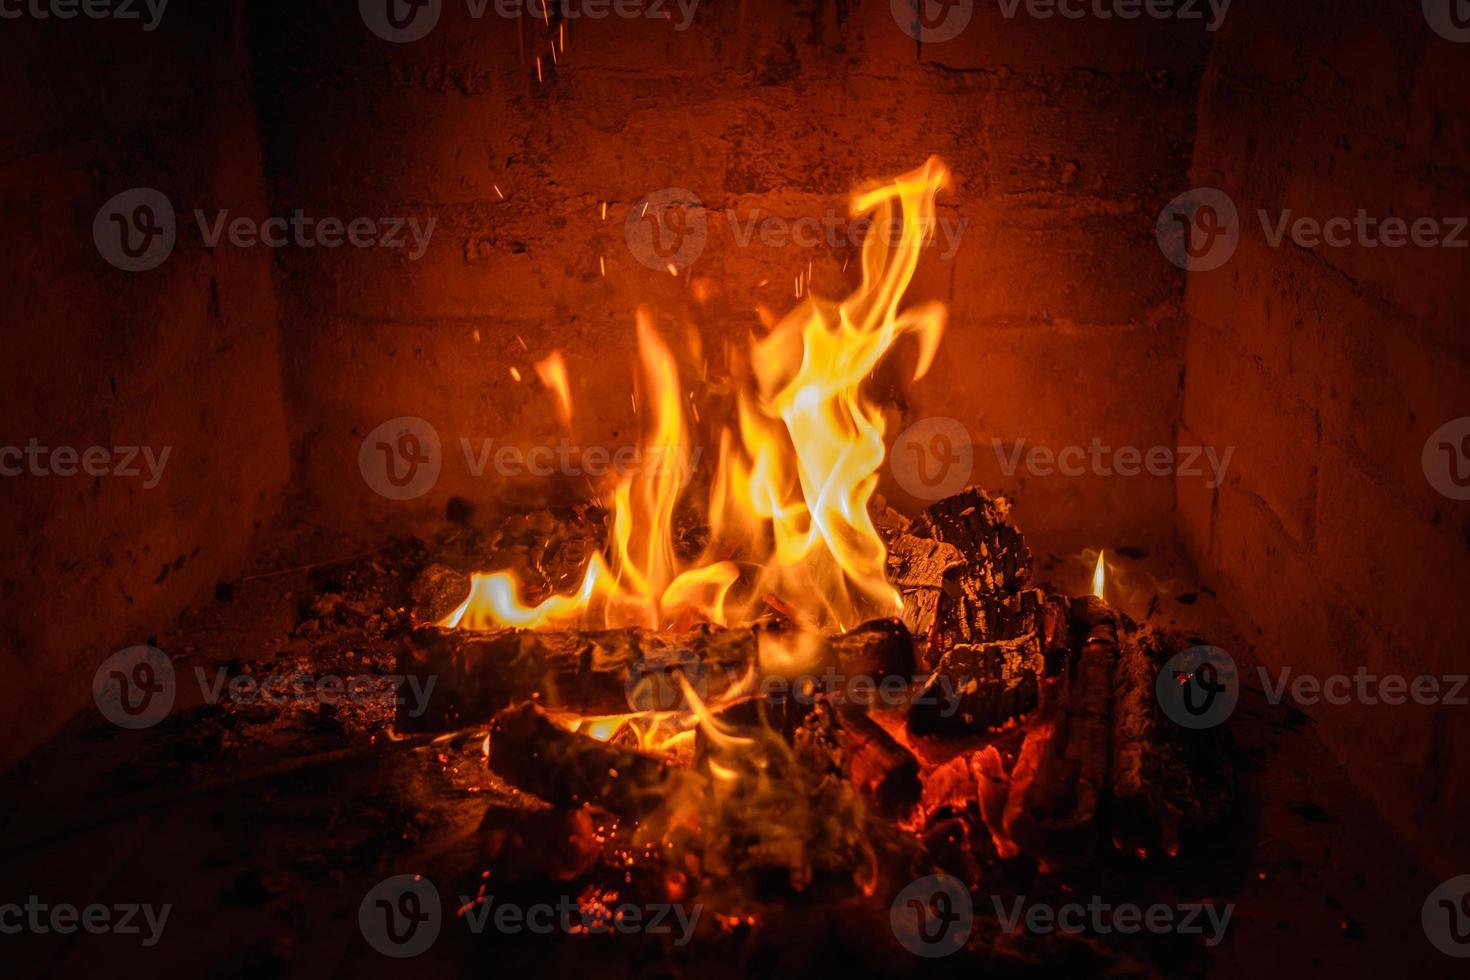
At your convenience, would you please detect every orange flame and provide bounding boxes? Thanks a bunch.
[443,158,951,633]
[534,352,573,427]
[1092,549,1106,600]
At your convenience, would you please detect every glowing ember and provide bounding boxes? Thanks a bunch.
[443,159,951,634]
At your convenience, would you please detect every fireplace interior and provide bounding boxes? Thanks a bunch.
[3,2,1468,978]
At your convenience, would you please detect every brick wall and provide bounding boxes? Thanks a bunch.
[244,0,1209,544]
[1178,1,1470,874]
[0,2,291,768]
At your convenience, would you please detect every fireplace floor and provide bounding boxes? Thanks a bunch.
[0,505,1446,979]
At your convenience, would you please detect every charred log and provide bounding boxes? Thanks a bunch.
[1109,628,1234,859]
[1001,603,1118,870]
[488,701,691,820]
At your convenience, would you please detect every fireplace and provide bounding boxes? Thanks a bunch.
[3,1,1469,977]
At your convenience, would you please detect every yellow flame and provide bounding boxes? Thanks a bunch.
[1092,549,1107,600]
[446,158,951,633]
[534,352,573,427]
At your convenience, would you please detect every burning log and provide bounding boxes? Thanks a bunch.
[401,619,916,731]
[398,625,755,730]
[488,701,692,820]
[909,488,1032,596]
[1000,601,1119,869]
[907,633,1044,736]
[884,531,963,640]
[1109,628,1234,859]
[834,709,921,818]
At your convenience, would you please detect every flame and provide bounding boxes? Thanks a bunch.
[534,351,573,427]
[1092,549,1107,599]
[445,158,951,633]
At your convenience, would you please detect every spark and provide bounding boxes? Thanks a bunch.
[494,184,504,200]
[509,366,523,382]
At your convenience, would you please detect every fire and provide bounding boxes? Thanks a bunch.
[1092,549,1107,599]
[443,158,951,634]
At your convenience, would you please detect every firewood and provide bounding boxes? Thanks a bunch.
[907,632,1044,736]
[401,620,916,731]
[909,488,1032,597]
[835,708,921,818]
[884,531,963,640]
[1001,602,1118,870]
[1109,628,1233,859]
[488,701,692,820]
[398,625,756,730]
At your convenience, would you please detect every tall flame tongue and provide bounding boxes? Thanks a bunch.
[443,158,950,633]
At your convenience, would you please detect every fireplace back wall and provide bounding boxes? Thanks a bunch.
[243,0,1208,542]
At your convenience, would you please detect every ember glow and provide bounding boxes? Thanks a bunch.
[443,158,951,634]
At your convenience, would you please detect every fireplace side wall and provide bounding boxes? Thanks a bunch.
[1178,3,1470,874]
[0,3,291,768]
[244,2,1208,546]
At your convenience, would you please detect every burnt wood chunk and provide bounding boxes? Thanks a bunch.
[1110,628,1233,859]
[398,625,755,730]
[907,632,1045,735]
[884,532,963,639]
[835,709,921,818]
[1002,607,1118,870]
[910,488,1032,597]
[488,701,690,820]
[401,620,915,731]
